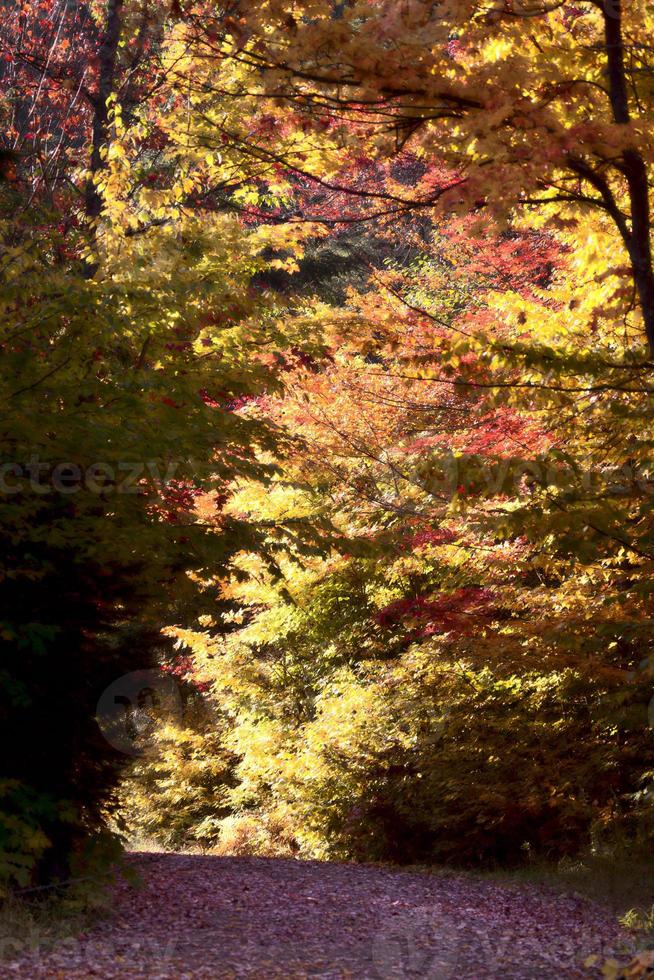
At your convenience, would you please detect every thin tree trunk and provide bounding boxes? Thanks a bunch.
[84,0,124,220]
[603,0,654,354]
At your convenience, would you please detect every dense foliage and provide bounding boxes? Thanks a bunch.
[124,218,654,864]
[0,0,321,888]
[2,0,654,886]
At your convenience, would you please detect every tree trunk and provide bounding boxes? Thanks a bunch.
[84,0,124,220]
[603,0,654,355]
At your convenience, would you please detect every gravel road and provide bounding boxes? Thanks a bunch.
[4,852,633,978]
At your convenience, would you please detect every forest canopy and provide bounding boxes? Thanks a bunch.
[1,0,653,889]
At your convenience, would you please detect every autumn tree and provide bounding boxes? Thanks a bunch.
[4,0,654,880]
[117,183,653,864]
[186,0,653,353]
[0,0,323,889]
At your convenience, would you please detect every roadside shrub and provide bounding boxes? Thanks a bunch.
[264,648,654,866]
